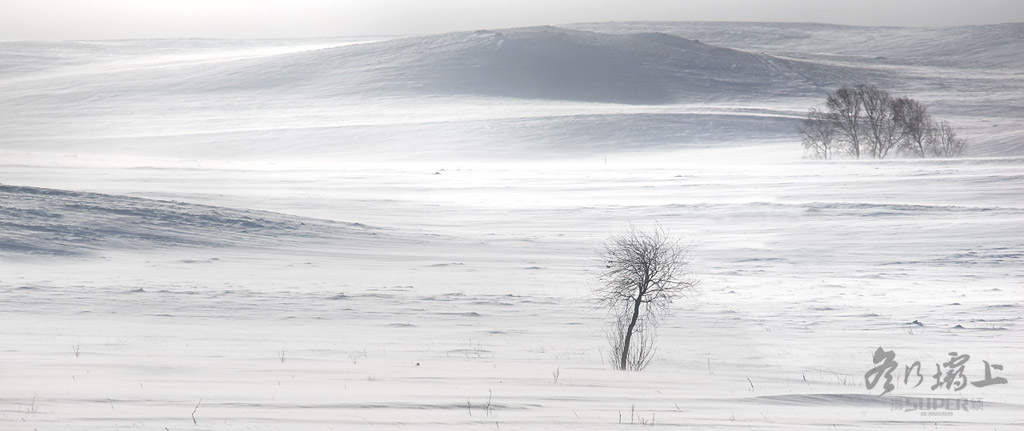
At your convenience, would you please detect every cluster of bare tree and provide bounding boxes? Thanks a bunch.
[798,85,967,159]
[596,225,698,371]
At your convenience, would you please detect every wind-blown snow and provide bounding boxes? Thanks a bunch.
[1,21,1022,430]
[3,157,1023,429]
[568,22,1024,69]
[197,26,880,103]
[0,23,1020,158]
[0,184,383,256]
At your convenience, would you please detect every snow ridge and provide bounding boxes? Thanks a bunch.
[0,185,378,256]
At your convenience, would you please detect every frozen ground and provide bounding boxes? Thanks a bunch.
[1,22,1023,430]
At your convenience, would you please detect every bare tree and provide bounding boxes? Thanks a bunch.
[596,225,698,371]
[826,86,864,158]
[802,86,965,159]
[928,120,967,157]
[858,85,904,159]
[892,96,932,157]
[797,108,838,159]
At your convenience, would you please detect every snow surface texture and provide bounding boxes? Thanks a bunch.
[1,23,1021,158]
[1,22,1022,430]
[0,185,387,256]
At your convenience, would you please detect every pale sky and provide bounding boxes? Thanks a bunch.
[2,0,1022,40]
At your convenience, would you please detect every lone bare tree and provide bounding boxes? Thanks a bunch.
[596,225,698,371]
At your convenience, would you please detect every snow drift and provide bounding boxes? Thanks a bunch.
[0,185,381,256]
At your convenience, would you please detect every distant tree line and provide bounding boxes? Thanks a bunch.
[798,85,966,159]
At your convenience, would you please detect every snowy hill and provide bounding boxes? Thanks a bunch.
[568,22,1024,69]
[171,26,881,103]
[0,27,879,104]
[0,184,384,256]
[0,23,1020,158]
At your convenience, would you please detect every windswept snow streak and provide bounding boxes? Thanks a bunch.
[0,185,380,256]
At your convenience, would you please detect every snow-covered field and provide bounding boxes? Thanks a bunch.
[1,22,1022,429]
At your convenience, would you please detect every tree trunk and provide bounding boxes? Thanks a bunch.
[619,296,643,370]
